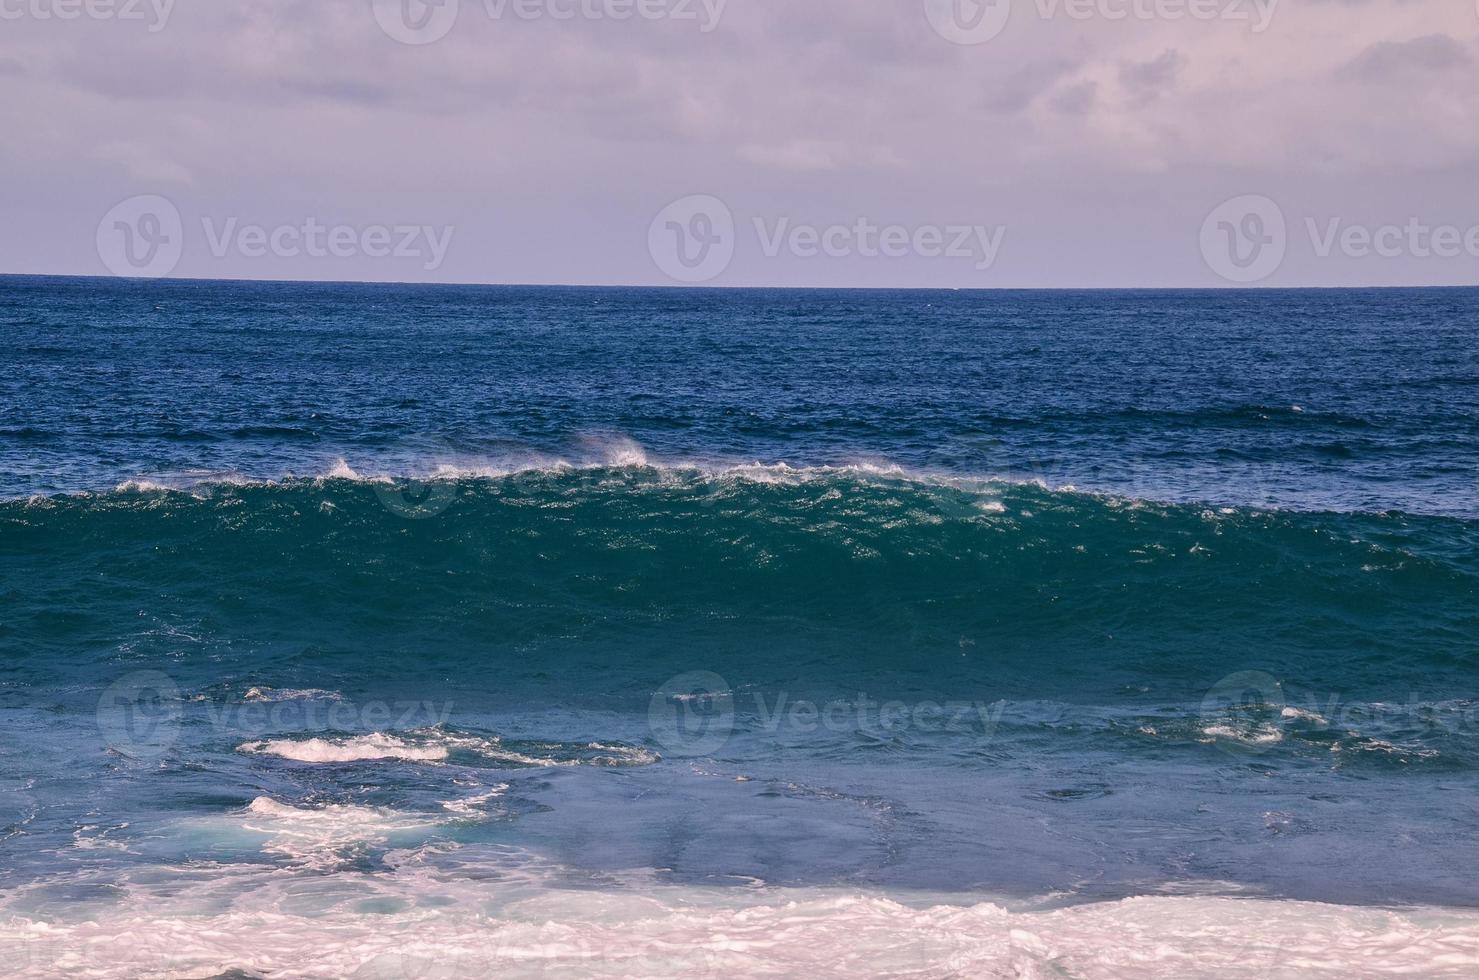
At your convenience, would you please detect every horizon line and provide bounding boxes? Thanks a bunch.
[4,272,1478,293]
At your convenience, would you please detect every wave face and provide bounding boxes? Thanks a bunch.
[7,471,1475,706]
[3,280,1479,976]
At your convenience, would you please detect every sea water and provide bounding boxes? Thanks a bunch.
[2,277,1477,976]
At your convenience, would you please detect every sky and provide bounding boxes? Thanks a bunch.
[2,0,1479,288]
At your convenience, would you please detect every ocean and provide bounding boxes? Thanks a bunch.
[2,275,1477,977]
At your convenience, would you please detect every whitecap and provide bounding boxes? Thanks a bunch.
[1201,724,1284,745]
[239,733,448,763]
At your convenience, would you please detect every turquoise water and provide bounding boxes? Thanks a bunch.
[2,276,1477,976]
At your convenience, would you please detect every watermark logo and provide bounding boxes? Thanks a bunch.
[649,670,734,756]
[97,671,183,759]
[926,0,1276,43]
[201,217,454,272]
[373,0,727,43]
[101,673,456,756]
[351,436,465,520]
[649,194,735,284]
[648,195,1008,284]
[754,216,1005,271]
[649,671,1010,757]
[0,0,175,31]
[1203,196,1479,283]
[373,475,460,519]
[927,434,1057,519]
[96,194,183,279]
[371,456,462,519]
[924,0,1012,45]
[1035,0,1276,31]
[1200,195,1287,284]
[1200,670,1285,754]
[97,195,456,277]
[371,0,461,44]
[1305,216,1479,262]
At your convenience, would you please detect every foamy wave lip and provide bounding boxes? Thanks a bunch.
[120,432,1047,497]
[38,434,1151,519]
[239,733,448,763]
[113,470,259,495]
[27,432,1464,519]
[437,732,660,768]
[238,730,659,769]
[242,686,344,703]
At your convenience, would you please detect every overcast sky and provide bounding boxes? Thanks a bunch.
[3,0,1478,287]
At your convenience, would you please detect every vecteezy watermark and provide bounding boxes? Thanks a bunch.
[648,194,1007,284]
[337,435,467,520]
[97,671,184,759]
[372,470,461,519]
[1304,217,1479,262]
[649,671,734,756]
[923,0,1012,44]
[368,440,464,520]
[96,672,456,756]
[0,0,174,31]
[1199,670,1479,756]
[925,0,1277,44]
[372,0,727,45]
[648,671,1006,757]
[201,218,454,271]
[96,195,456,277]
[648,195,736,284]
[1199,670,1286,754]
[1200,195,1287,284]
[96,195,185,279]
[1201,194,1479,283]
[208,696,455,735]
[372,0,461,44]
[754,218,1005,271]
[925,432,1064,520]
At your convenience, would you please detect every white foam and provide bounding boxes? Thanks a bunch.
[1281,706,1328,724]
[239,733,449,763]
[242,686,344,703]
[238,731,658,769]
[441,785,510,815]
[6,879,1479,979]
[1202,724,1284,745]
[585,742,661,767]
[98,442,1067,504]
[238,797,449,870]
[324,458,371,481]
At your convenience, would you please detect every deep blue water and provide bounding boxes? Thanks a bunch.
[1,275,1477,975]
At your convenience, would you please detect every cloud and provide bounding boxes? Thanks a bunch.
[1049,81,1098,116]
[4,0,1479,285]
[987,58,1083,114]
[1120,50,1185,100]
[92,141,194,184]
[1338,34,1474,82]
[740,141,842,172]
